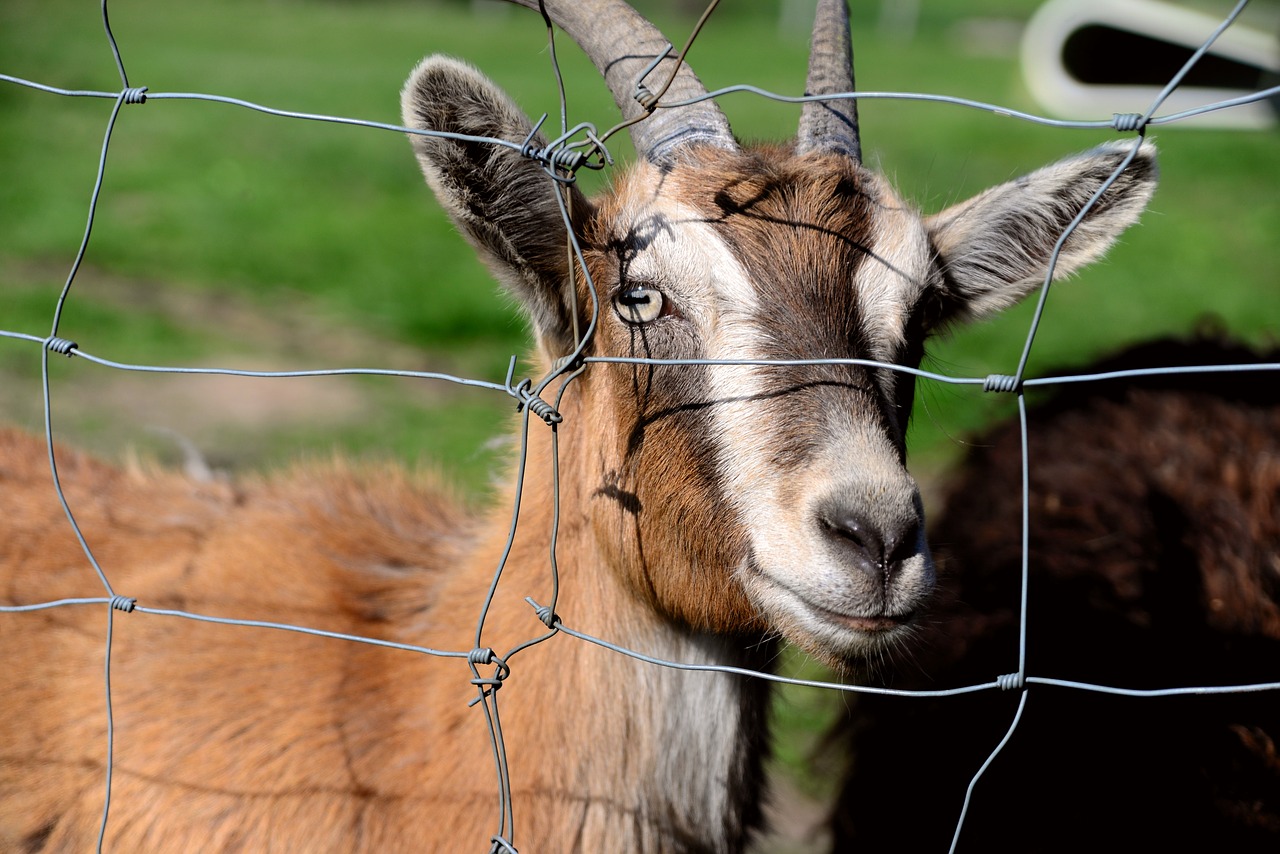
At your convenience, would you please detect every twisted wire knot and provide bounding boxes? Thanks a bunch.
[109,595,137,613]
[467,650,511,706]
[634,84,659,111]
[512,378,562,426]
[551,353,583,374]
[522,142,586,173]
[44,336,78,356]
[523,396,562,426]
[524,597,558,629]
[1112,112,1144,132]
[489,835,519,854]
[517,117,609,184]
[983,374,1020,394]
[632,42,673,112]
[997,671,1025,691]
[122,86,148,105]
[532,604,557,629]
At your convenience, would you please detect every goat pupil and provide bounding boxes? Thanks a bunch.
[615,287,665,324]
[619,290,651,306]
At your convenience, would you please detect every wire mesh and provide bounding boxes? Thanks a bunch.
[1,0,1277,851]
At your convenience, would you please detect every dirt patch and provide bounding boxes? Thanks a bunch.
[72,368,366,429]
[1,261,498,469]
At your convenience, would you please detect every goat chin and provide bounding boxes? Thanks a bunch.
[738,552,932,668]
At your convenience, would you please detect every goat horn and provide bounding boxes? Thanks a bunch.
[502,0,737,163]
[797,0,861,162]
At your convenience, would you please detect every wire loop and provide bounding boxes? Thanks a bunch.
[518,115,610,184]
[983,374,1020,394]
[1111,112,1144,132]
[997,672,1025,691]
[632,43,674,111]
[489,835,519,854]
[467,651,511,706]
[506,374,562,426]
[44,336,79,356]
[525,597,558,630]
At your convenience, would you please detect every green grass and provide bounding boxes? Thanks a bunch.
[2,0,1277,834]
[3,0,1274,478]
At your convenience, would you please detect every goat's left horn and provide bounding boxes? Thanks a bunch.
[797,0,861,162]
[502,0,737,165]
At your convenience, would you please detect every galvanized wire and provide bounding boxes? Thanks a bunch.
[1,0,1278,851]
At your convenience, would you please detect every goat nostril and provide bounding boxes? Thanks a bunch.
[886,521,921,565]
[821,512,887,567]
[819,511,920,575]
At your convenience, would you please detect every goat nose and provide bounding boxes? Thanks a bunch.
[818,508,919,577]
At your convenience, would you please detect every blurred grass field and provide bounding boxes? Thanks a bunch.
[2,0,1277,844]
[2,0,1276,481]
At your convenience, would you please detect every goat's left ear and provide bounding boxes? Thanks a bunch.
[926,140,1157,322]
[401,56,589,354]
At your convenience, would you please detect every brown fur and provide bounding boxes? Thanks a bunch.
[0,405,768,852]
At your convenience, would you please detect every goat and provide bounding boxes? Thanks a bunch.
[0,1,1158,850]
[831,335,1280,852]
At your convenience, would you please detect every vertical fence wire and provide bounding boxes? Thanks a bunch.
[1,0,1278,851]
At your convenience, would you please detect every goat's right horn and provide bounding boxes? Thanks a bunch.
[797,0,861,162]
[504,0,737,164]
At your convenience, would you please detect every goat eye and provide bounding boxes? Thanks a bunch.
[613,286,666,324]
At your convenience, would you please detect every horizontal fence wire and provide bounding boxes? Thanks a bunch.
[1,0,1277,851]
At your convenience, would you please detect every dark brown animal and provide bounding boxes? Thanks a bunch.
[0,1,1158,850]
[832,335,1280,852]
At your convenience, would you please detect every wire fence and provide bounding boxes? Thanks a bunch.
[1,0,1278,851]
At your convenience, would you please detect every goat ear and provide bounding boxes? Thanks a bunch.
[401,56,587,352]
[925,141,1157,322]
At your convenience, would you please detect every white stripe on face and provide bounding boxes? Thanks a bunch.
[855,176,932,362]
[643,189,774,517]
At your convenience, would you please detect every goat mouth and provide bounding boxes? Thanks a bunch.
[739,556,916,639]
[806,603,912,634]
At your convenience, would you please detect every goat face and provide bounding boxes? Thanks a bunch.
[576,150,936,660]
[403,1,1158,668]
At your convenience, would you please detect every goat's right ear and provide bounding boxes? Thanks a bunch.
[401,56,587,353]
[925,140,1158,325]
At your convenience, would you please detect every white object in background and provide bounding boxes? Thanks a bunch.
[1021,0,1278,129]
